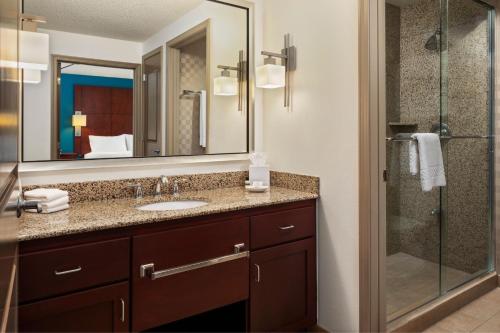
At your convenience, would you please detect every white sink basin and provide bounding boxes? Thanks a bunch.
[137,200,208,212]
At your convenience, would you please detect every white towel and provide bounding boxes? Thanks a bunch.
[24,188,69,202]
[199,90,207,148]
[40,196,69,210]
[27,204,69,214]
[409,140,419,176]
[410,133,446,192]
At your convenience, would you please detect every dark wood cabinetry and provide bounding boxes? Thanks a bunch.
[18,282,129,332]
[18,200,316,332]
[250,238,317,332]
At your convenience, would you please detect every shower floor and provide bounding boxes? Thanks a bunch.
[387,252,472,322]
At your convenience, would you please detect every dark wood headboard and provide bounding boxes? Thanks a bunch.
[73,85,133,156]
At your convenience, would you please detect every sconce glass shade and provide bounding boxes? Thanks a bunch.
[20,31,49,71]
[23,69,41,84]
[256,64,286,89]
[214,76,238,96]
[72,114,87,127]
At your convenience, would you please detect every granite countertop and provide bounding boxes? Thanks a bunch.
[19,186,318,242]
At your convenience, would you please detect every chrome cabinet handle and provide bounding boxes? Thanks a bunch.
[140,251,249,280]
[120,298,125,323]
[54,266,82,276]
[255,264,261,283]
[280,225,295,231]
[234,243,245,254]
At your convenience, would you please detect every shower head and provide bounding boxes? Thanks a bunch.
[425,29,441,51]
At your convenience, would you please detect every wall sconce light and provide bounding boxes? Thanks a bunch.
[0,15,48,73]
[256,33,296,107]
[20,15,49,71]
[214,50,246,111]
[72,111,87,137]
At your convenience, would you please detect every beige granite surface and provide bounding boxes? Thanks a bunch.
[19,186,318,242]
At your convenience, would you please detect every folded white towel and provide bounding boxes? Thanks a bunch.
[27,203,69,214]
[410,133,446,192]
[40,196,69,210]
[24,188,69,202]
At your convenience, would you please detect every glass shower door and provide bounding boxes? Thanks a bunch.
[440,0,494,293]
[385,0,442,321]
[384,0,494,322]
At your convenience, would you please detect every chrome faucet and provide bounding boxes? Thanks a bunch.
[173,179,187,196]
[128,184,144,199]
[155,176,169,197]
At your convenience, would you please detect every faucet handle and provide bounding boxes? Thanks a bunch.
[128,184,144,199]
[172,179,188,196]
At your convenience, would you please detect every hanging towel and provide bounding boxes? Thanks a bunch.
[410,133,446,192]
[409,139,419,176]
[27,204,69,214]
[199,90,207,148]
[24,188,69,202]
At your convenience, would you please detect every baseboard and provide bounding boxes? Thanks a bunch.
[308,324,329,332]
[388,272,498,333]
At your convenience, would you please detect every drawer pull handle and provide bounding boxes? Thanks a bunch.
[140,251,249,280]
[280,225,295,231]
[255,264,261,283]
[54,266,82,276]
[120,298,125,323]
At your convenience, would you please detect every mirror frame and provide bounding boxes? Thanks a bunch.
[20,0,255,171]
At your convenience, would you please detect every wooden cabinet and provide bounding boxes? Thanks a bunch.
[18,282,129,332]
[250,238,317,332]
[132,218,250,331]
[18,200,317,332]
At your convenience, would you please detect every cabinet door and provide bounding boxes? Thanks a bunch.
[250,238,316,332]
[18,282,129,332]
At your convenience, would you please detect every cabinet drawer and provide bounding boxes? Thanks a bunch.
[19,238,130,303]
[251,206,316,250]
[132,218,249,331]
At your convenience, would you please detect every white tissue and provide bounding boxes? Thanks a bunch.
[249,152,270,186]
[250,152,267,166]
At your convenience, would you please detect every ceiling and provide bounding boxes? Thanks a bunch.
[24,0,204,42]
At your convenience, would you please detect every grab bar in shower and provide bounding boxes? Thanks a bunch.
[386,135,494,142]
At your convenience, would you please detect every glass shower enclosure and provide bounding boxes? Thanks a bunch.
[384,0,495,322]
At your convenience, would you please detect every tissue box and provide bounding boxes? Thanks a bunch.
[249,165,270,186]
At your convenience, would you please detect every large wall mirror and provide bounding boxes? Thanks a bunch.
[22,0,251,162]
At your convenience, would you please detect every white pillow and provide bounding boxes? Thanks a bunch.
[123,134,134,152]
[89,135,127,153]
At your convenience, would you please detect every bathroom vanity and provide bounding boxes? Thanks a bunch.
[16,183,318,332]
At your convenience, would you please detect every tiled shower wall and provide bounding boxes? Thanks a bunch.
[178,38,207,156]
[386,0,491,275]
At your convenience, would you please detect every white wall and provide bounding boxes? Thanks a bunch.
[23,29,142,162]
[261,0,359,331]
[143,1,248,155]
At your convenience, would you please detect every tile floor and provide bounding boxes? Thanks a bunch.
[423,288,500,332]
[387,252,472,321]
